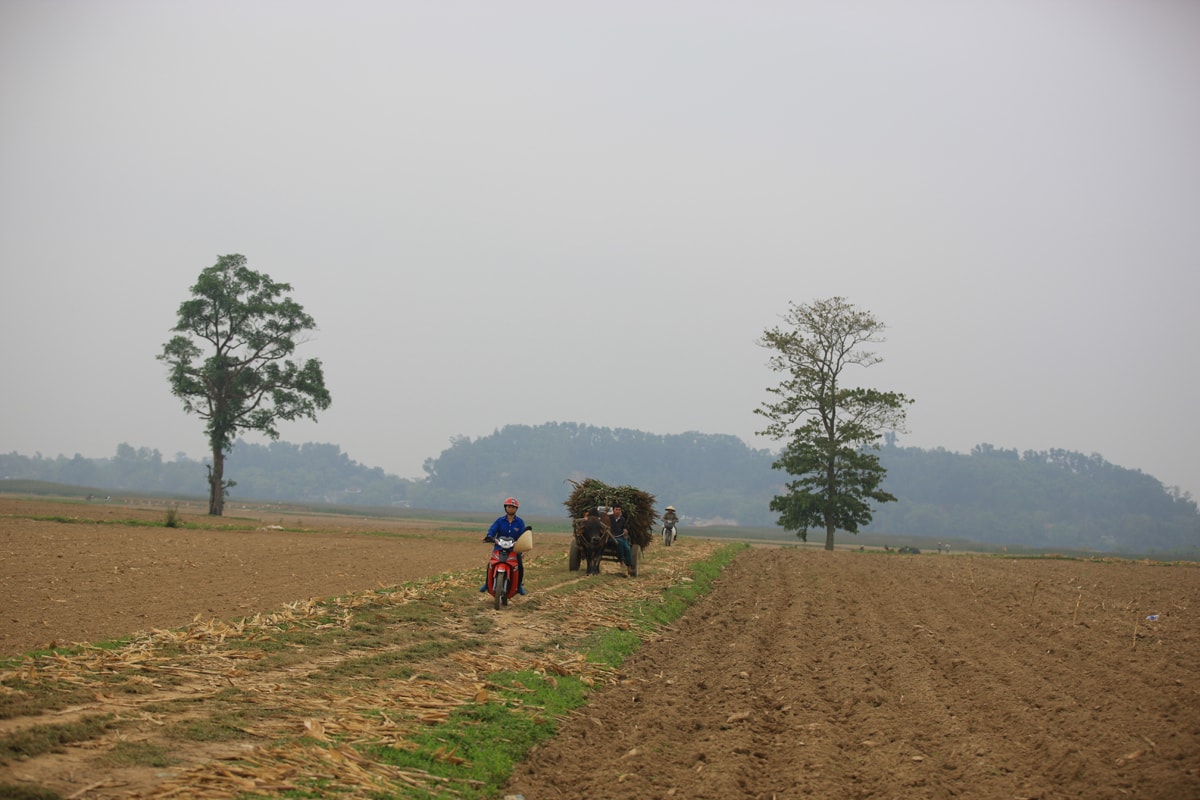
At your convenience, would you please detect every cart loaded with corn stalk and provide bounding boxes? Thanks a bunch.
[564,478,657,577]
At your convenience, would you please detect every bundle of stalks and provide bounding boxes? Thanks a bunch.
[563,477,657,549]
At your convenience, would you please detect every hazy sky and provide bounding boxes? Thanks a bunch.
[3,1,1198,498]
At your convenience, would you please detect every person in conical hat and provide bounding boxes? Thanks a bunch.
[662,505,679,543]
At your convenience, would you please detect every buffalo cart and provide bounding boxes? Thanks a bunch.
[564,478,657,578]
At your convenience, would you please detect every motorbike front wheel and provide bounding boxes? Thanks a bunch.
[663,527,672,546]
[493,571,507,610]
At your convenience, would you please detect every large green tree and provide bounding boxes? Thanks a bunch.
[756,297,912,549]
[159,254,332,515]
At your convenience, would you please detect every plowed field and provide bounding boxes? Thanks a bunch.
[2,498,1198,799]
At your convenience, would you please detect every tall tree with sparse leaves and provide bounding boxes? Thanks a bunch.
[159,254,332,515]
[756,297,912,550]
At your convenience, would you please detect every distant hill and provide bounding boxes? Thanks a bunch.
[869,444,1198,556]
[3,425,1196,556]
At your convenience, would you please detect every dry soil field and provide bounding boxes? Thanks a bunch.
[1,497,1198,799]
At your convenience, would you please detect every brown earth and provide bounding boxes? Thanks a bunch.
[506,550,1200,800]
[0,498,491,657]
[2,497,1199,799]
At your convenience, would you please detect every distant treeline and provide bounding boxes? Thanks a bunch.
[3,423,1197,555]
[869,443,1197,555]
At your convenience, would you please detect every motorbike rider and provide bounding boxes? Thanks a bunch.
[480,497,527,595]
[663,505,679,540]
[610,501,634,570]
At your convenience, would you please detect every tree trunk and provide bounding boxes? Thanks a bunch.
[825,452,837,551]
[208,446,225,516]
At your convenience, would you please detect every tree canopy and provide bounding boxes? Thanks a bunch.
[158,254,331,515]
[756,297,912,549]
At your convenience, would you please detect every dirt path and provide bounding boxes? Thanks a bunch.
[2,498,1198,799]
[0,498,721,798]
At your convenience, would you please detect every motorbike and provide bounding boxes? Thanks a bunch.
[484,525,530,609]
[662,522,677,546]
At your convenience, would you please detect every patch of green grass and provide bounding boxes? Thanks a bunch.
[0,635,149,672]
[89,637,136,652]
[640,543,745,629]
[344,596,445,636]
[584,543,746,667]
[271,627,327,647]
[368,669,590,798]
[516,639,556,656]
[347,620,387,637]
[0,716,114,762]
[156,696,288,743]
[319,638,474,682]
[229,645,316,672]
[583,626,643,668]
[321,649,417,681]
[165,714,249,743]
[0,783,64,800]
[0,680,97,721]
[354,530,437,541]
[355,543,746,799]
[21,514,212,531]
[95,739,176,768]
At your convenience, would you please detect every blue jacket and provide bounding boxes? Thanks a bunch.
[487,515,526,540]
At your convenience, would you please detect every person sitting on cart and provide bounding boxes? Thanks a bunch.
[610,501,633,569]
[480,497,527,595]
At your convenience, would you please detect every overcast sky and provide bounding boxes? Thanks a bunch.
[3,1,1198,499]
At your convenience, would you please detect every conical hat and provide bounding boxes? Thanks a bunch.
[514,529,534,553]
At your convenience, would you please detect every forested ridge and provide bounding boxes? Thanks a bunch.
[3,423,1196,555]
